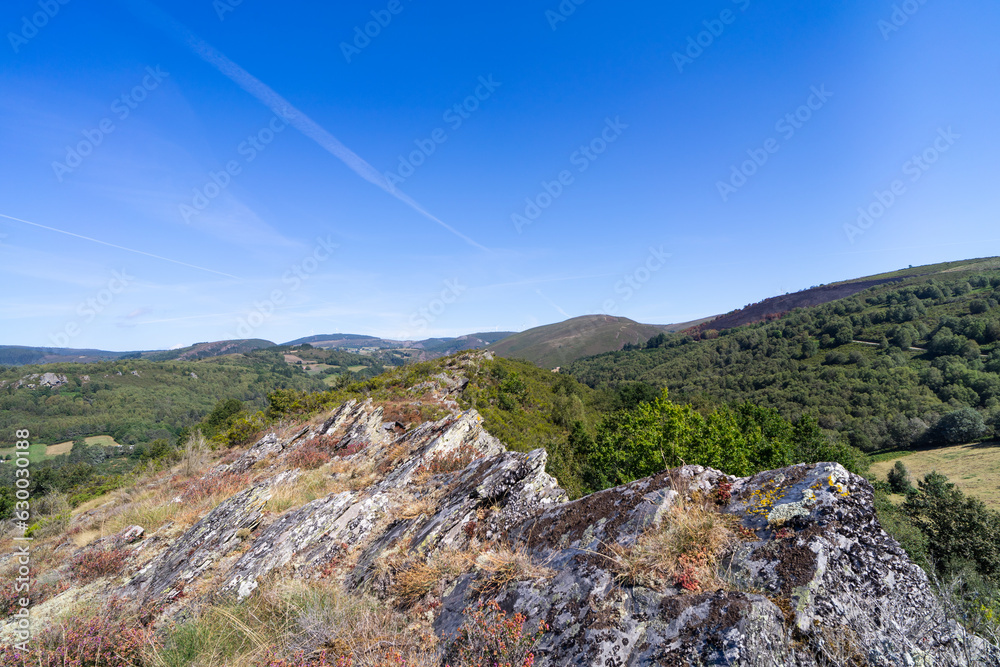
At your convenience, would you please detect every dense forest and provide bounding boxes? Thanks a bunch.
[569,270,1000,453]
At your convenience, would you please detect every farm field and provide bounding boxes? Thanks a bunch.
[0,434,123,461]
[870,441,1000,510]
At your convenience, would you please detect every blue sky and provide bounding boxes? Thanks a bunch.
[2,0,999,350]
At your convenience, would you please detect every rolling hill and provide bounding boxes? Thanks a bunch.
[486,315,711,369]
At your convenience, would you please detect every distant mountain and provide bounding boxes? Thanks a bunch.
[144,339,275,361]
[282,333,387,348]
[0,345,143,366]
[0,332,516,367]
[486,315,712,369]
[0,340,274,367]
[281,331,515,361]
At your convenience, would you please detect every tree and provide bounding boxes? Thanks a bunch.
[890,325,915,350]
[903,472,1000,579]
[886,461,914,494]
[935,408,987,444]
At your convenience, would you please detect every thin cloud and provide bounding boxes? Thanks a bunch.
[0,213,240,279]
[121,0,490,253]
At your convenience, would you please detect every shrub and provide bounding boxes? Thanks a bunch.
[445,599,547,667]
[71,548,129,583]
[903,472,1000,580]
[0,599,154,667]
[287,444,333,470]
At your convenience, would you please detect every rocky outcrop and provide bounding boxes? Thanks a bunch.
[123,470,297,603]
[83,376,997,665]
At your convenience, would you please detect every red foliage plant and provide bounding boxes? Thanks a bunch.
[70,548,129,584]
[418,443,479,476]
[0,598,153,667]
[446,599,548,667]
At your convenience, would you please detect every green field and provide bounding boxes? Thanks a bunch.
[870,441,1000,510]
[0,442,48,463]
[0,435,124,462]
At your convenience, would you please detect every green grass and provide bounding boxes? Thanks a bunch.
[0,442,48,462]
[869,441,1000,510]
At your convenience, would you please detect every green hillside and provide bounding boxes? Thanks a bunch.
[487,315,703,369]
[0,349,327,447]
[569,262,1000,453]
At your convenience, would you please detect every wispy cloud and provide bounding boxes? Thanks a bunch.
[0,212,241,279]
[121,0,490,253]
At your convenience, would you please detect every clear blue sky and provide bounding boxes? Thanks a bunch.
[2,0,998,350]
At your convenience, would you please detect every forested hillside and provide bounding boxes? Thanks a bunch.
[0,349,330,447]
[570,269,1000,452]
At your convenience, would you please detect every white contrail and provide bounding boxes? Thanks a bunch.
[0,213,241,279]
[121,0,490,253]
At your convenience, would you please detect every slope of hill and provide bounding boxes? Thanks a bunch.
[691,256,1000,335]
[569,260,1000,454]
[486,315,707,369]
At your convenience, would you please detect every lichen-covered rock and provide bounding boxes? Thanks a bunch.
[219,490,389,600]
[430,463,1000,666]
[122,470,297,603]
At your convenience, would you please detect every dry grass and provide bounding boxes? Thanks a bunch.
[181,431,210,477]
[391,551,467,607]
[104,488,184,535]
[395,494,441,520]
[471,544,553,597]
[267,470,343,514]
[149,576,439,667]
[604,497,737,593]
